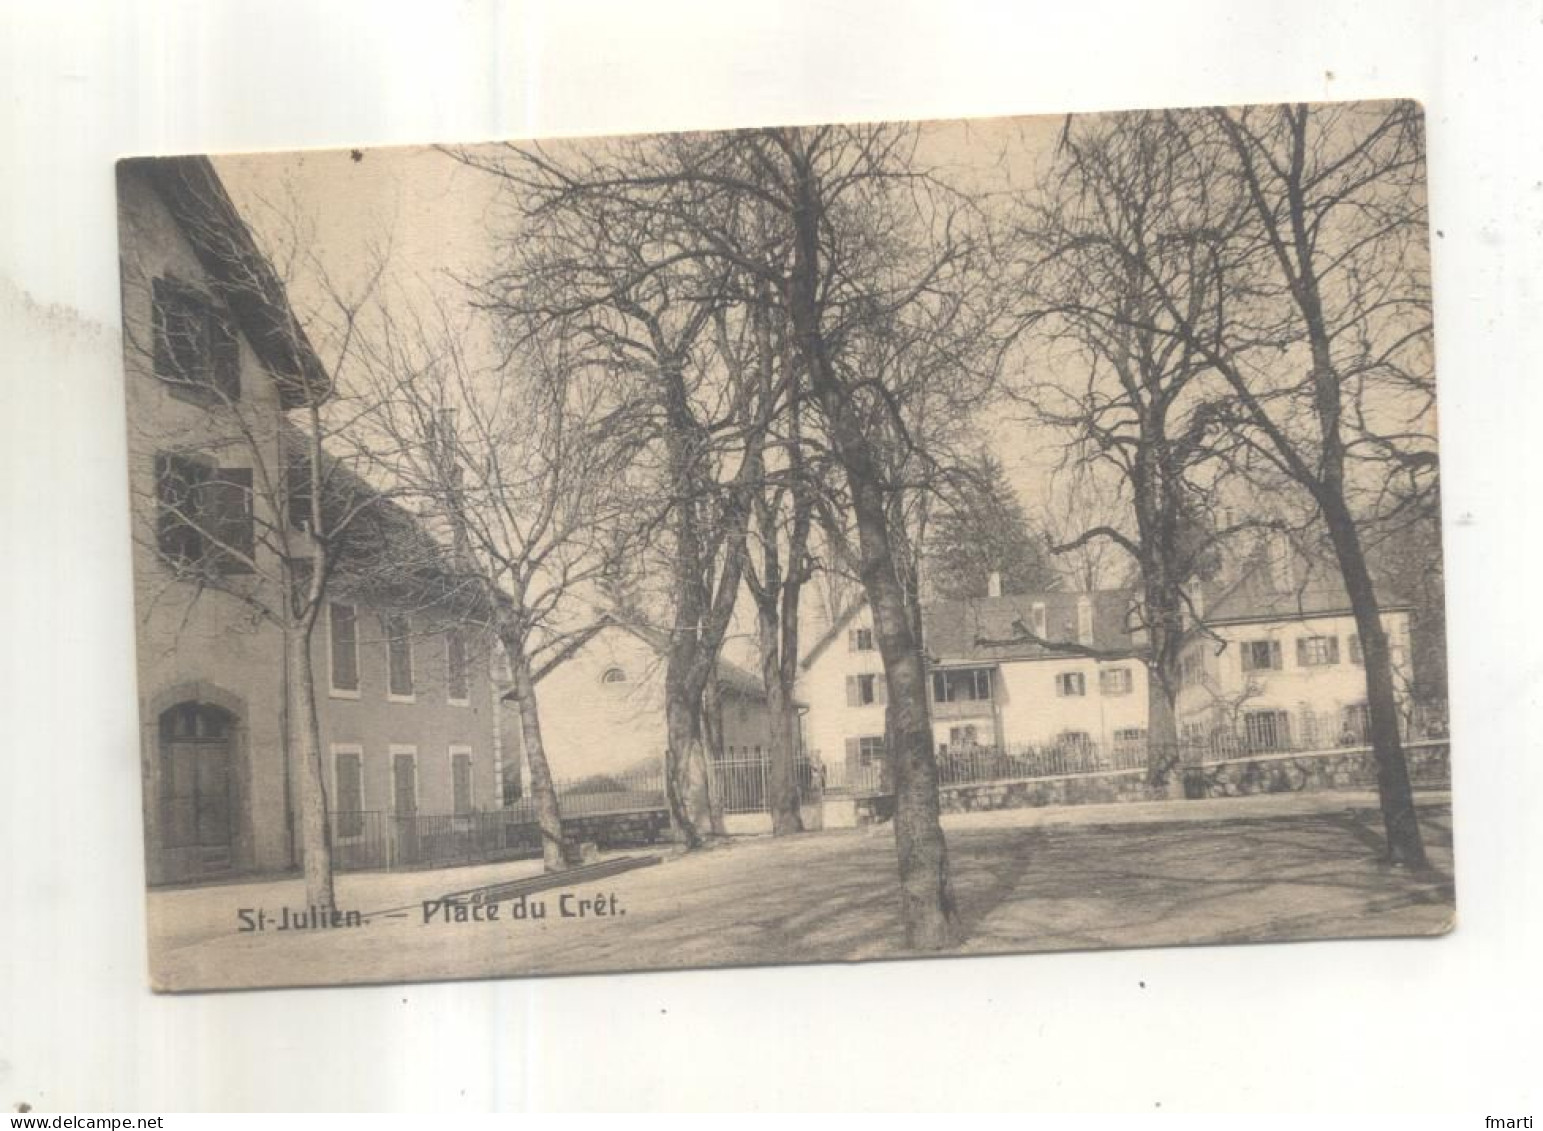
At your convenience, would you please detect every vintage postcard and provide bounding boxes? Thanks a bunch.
[118,100,1453,992]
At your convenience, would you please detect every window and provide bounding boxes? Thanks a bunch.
[848,673,885,707]
[932,668,993,703]
[451,749,473,816]
[1056,730,1092,750]
[1180,652,1203,687]
[1342,703,1370,745]
[154,452,254,574]
[1240,640,1283,672]
[948,725,980,748]
[1099,667,1133,696]
[1076,597,1093,645]
[1245,710,1291,751]
[501,762,523,807]
[1348,634,1364,665]
[446,629,470,703]
[856,735,886,766]
[600,666,628,684]
[1114,727,1147,744]
[328,603,359,696]
[152,278,239,403]
[1055,671,1086,697]
[333,748,364,838]
[383,612,414,700]
[1296,635,1340,667]
[849,627,875,652]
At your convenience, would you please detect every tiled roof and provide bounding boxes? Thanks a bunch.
[922,589,1143,664]
[131,155,331,409]
[1198,554,1411,625]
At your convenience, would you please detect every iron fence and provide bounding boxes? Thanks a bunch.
[329,809,537,872]
[711,754,825,814]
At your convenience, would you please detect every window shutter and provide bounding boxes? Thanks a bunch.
[330,603,359,691]
[1327,636,1340,664]
[1295,638,1308,667]
[844,737,860,769]
[875,677,888,706]
[151,279,174,380]
[207,467,254,572]
[847,629,856,652]
[1270,641,1282,670]
[155,452,208,564]
[845,675,858,707]
[211,314,240,402]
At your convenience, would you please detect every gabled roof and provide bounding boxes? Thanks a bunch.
[798,599,867,671]
[923,590,1142,665]
[1197,552,1412,627]
[282,423,486,619]
[126,154,331,409]
[504,616,769,702]
[800,589,1144,669]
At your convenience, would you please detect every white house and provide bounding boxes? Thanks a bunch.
[500,619,777,789]
[795,587,1150,787]
[1174,554,1414,752]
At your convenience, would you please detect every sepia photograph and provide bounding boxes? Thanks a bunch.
[117,101,1453,993]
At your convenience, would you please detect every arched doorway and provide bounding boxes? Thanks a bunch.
[158,701,236,859]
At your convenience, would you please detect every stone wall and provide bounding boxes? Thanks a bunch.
[855,768,1161,822]
[850,741,1450,822]
[502,807,674,856]
[1184,741,1450,799]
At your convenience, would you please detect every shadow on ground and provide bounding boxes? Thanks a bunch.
[148,798,1454,991]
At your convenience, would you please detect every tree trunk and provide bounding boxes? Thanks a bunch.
[508,640,578,872]
[1143,578,1184,790]
[1146,666,1181,791]
[785,138,958,949]
[1322,495,1429,868]
[700,676,728,837]
[286,624,335,913]
[665,680,715,847]
[757,598,805,836]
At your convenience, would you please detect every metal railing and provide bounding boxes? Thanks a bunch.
[712,754,826,814]
[330,809,537,872]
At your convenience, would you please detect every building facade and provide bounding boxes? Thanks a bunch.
[1174,558,1415,753]
[499,620,777,789]
[120,157,496,885]
[796,589,1150,786]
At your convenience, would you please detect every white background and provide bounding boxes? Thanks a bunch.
[1,0,1538,1114]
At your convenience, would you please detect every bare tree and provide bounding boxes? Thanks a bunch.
[1095,102,1435,866]
[353,288,639,871]
[122,157,414,910]
[454,137,778,849]
[1011,109,1248,785]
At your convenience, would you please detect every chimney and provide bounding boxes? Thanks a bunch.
[1077,594,1093,646]
[987,570,1003,599]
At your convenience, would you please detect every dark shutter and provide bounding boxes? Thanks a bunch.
[211,314,240,402]
[205,467,254,573]
[844,737,860,771]
[453,754,473,816]
[1327,636,1340,664]
[1270,641,1283,670]
[447,630,469,701]
[155,452,208,564]
[329,603,359,692]
[874,676,888,706]
[385,613,414,697]
[845,675,858,707]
